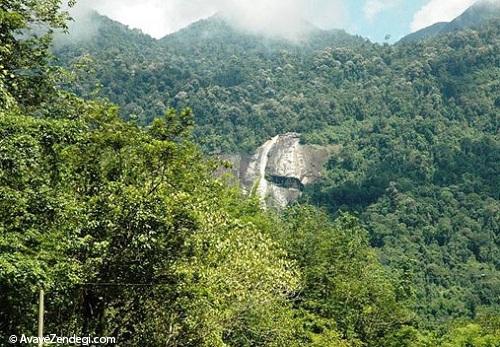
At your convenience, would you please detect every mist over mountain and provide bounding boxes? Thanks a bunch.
[401,0,500,42]
[69,0,347,41]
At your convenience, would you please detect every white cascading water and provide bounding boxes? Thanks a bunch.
[236,132,327,208]
[255,135,280,204]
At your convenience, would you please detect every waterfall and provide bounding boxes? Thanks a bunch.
[228,132,330,208]
[255,135,280,204]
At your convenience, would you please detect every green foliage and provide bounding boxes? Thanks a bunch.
[440,309,500,347]
[0,102,301,345]
[277,206,413,347]
[0,0,75,109]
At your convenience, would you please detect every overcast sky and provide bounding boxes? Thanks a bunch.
[73,0,484,42]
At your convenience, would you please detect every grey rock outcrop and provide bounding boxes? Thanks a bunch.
[221,133,333,208]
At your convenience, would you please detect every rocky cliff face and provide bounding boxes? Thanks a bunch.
[222,133,332,208]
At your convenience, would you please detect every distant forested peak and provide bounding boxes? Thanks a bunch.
[54,10,156,49]
[400,0,500,43]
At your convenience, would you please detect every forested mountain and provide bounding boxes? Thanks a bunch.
[1,0,499,346]
[54,3,500,328]
[55,12,370,152]
[400,0,500,43]
[54,0,500,329]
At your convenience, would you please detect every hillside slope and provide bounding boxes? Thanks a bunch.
[55,12,368,151]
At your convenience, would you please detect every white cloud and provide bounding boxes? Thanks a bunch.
[363,0,400,21]
[78,0,218,39]
[410,0,477,32]
[73,0,346,40]
[218,0,309,40]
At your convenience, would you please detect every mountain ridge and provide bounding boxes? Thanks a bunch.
[400,0,500,43]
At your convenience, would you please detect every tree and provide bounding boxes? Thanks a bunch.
[0,0,76,109]
[277,206,414,347]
